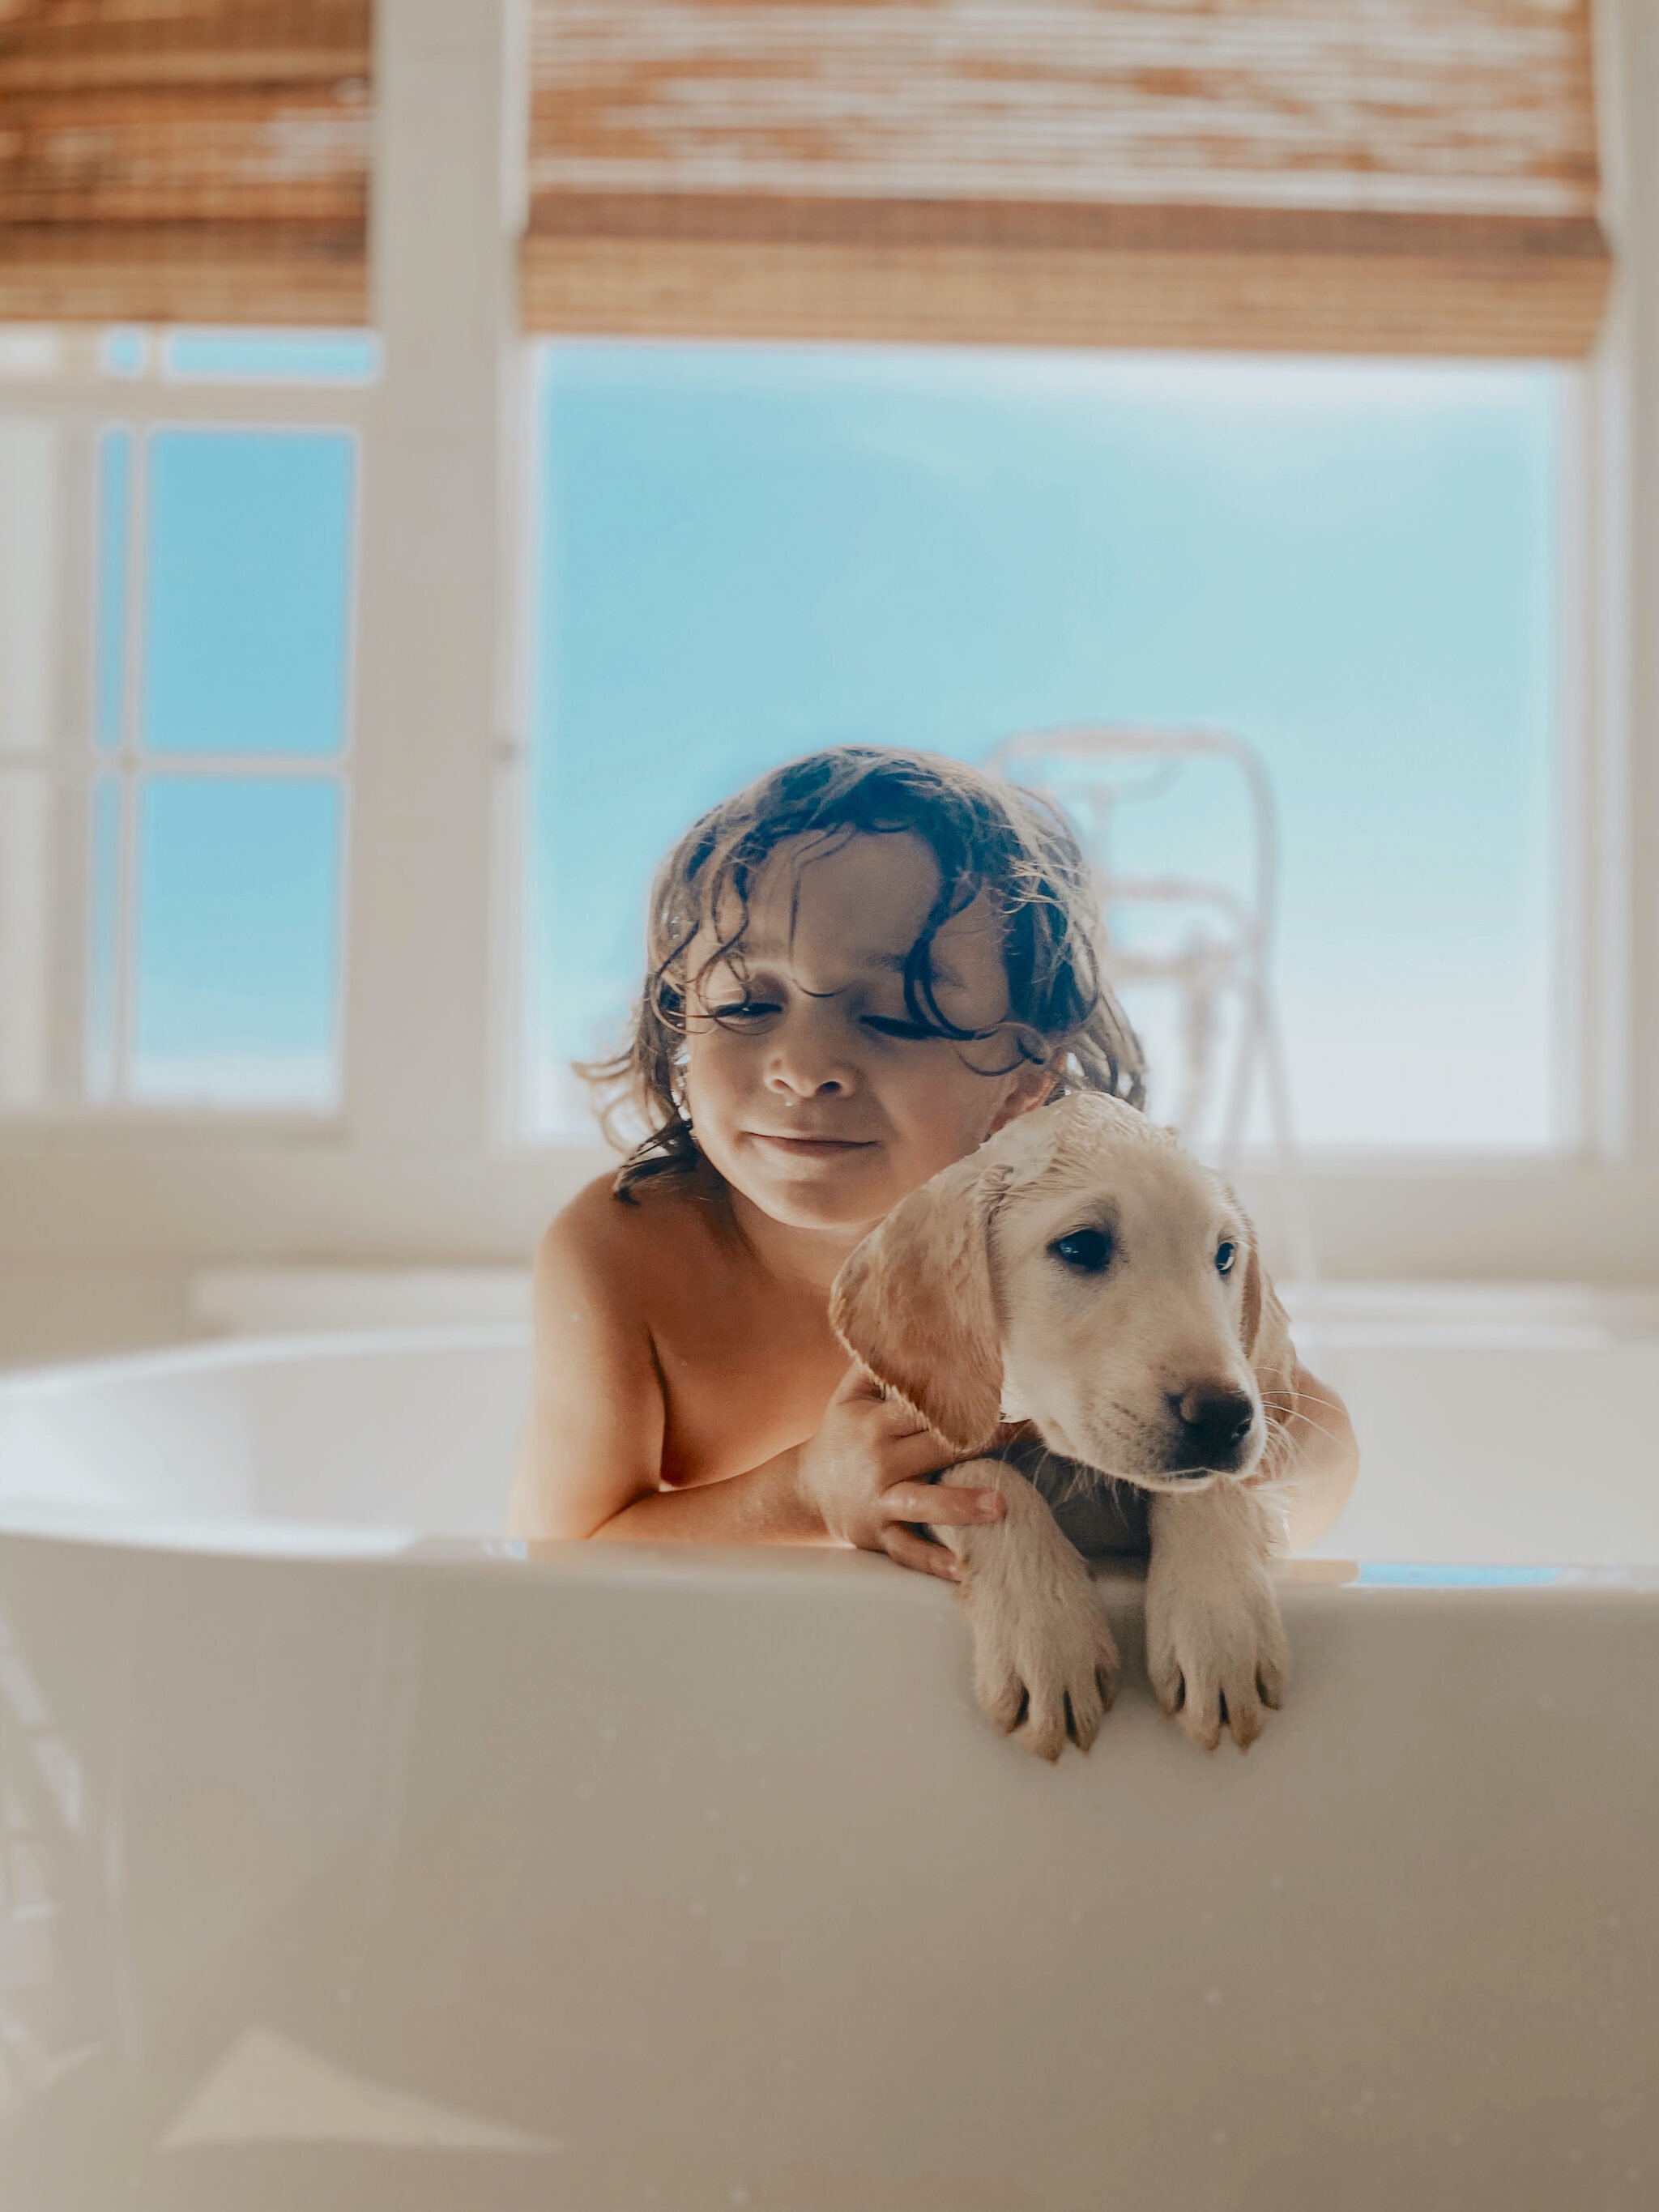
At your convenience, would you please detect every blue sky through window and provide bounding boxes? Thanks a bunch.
[79,340,1556,1140]
[144,429,354,758]
[530,343,1557,1152]
[98,327,381,383]
[92,424,354,1108]
[130,775,342,1108]
[163,330,382,382]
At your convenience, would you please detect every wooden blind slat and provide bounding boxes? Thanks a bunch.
[0,2,370,326]
[522,0,1612,359]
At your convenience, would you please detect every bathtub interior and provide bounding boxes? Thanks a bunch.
[1,1292,1657,1567]
[0,1329,529,1544]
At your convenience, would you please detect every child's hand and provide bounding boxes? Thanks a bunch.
[795,1364,1006,1580]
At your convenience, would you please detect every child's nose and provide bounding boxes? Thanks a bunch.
[765,1008,859,1097]
[767,1051,853,1098]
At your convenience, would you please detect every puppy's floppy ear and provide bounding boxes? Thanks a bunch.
[830,1149,1012,1455]
[1222,1189,1294,1396]
[1238,1217,1264,1362]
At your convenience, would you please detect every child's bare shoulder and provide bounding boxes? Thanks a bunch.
[535,1165,731,1311]
[518,1173,706,1538]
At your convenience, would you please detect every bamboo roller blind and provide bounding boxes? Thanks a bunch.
[0,2,1611,351]
[0,2,370,326]
[522,0,1611,359]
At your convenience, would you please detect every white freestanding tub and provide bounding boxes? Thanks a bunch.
[0,1291,1657,2212]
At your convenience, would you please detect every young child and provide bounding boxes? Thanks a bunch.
[508,746,1357,1574]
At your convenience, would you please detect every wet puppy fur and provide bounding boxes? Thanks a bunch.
[830,1093,1299,1750]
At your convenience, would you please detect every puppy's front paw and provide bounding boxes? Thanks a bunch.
[966,1573,1120,1762]
[933,1458,1120,1760]
[1145,1571,1289,1754]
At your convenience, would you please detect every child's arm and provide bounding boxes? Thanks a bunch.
[505,1200,660,1541]
[506,1202,1004,1572]
[1264,1363,1359,1550]
[506,1202,821,1545]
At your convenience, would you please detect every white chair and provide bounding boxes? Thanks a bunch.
[984,723,1317,1282]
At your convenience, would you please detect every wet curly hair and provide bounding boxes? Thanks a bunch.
[579,745,1147,1199]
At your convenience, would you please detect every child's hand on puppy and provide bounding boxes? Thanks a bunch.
[794,1364,1005,1580]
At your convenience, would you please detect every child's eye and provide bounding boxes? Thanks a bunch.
[862,1016,934,1041]
[710,1001,777,1022]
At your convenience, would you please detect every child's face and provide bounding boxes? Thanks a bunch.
[681,831,1052,1234]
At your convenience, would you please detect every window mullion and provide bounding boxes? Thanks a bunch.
[45,424,95,1110]
[111,428,150,1105]
[342,0,523,1152]
[1586,0,1659,1175]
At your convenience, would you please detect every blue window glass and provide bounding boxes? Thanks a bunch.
[143,429,355,758]
[162,330,381,383]
[1357,1565,1560,1588]
[529,344,1556,1151]
[130,774,343,1110]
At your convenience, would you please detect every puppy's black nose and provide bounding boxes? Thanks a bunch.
[1168,1386,1256,1470]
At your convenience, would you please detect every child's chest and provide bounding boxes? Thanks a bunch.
[643,1268,850,1489]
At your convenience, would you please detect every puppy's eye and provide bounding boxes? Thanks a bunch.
[1215,1240,1238,1276]
[1050,1228,1113,1275]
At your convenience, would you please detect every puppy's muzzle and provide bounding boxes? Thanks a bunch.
[1165,1385,1256,1476]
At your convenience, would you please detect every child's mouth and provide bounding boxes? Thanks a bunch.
[748,1133,876,1158]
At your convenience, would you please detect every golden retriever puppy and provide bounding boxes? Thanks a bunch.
[830,1093,1299,1761]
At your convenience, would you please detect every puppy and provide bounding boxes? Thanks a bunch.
[830,1093,1299,1760]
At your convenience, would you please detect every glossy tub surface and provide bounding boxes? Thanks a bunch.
[0,1302,1655,2212]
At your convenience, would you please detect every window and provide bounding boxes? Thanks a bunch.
[526,343,1559,1154]
[0,0,1651,1305]
[0,329,371,1118]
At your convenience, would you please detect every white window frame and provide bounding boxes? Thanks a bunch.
[0,0,1655,1290]
[0,369,369,1123]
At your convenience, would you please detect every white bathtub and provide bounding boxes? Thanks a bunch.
[0,1293,1657,2212]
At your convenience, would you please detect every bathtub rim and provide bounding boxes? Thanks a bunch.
[4,1314,1659,1586]
[0,1319,533,1401]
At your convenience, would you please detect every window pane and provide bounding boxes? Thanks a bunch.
[130,774,342,1110]
[143,429,355,758]
[528,345,1556,1152]
[162,330,381,383]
